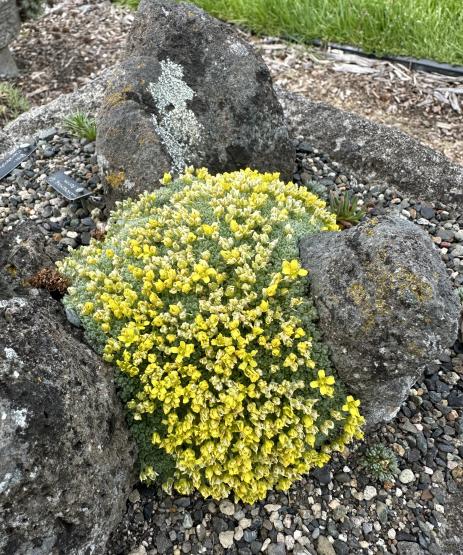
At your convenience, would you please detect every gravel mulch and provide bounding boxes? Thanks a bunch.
[1,129,462,555]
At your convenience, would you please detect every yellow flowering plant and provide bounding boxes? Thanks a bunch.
[58,168,364,504]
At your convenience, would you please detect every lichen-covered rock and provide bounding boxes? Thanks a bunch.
[0,226,136,555]
[97,0,294,207]
[299,215,460,426]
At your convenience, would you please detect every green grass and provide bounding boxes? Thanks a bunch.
[114,0,463,66]
[0,83,30,127]
[62,111,97,141]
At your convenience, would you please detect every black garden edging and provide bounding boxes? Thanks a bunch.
[311,39,463,77]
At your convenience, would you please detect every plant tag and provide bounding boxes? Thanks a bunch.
[0,144,37,181]
[47,171,92,201]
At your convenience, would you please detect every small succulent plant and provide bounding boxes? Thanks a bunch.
[358,443,399,483]
[329,190,366,228]
[63,111,97,141]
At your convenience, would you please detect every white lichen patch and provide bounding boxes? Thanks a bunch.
[228,40,249,57]
[123,179,135,191]
[12,408,28,428]
[0,297,27,310]
[4,347,18,361]
[148,58,203,173]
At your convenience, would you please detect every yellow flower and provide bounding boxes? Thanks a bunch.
[310,370,335,397]
[282,259,308,279]
[161,172,172,185]
[342,395,361,416]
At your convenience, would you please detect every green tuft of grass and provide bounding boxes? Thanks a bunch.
[63,112,97,141]
[0,83,30,127]
[329,191,366,228]
[112,0,139,9]
[113,0,463,66]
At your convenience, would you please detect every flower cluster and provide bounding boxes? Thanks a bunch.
[58,168,364,503]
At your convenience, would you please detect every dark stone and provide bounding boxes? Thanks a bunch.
[156,532,173,553]
[420,205,436,220]
[0,224,136,555]
[299,215,460,426]
[397,541,425,554]
[333,540,350,555]
[311,465,332,485]
[447,391,463,407]
[279,89,463,210]
[97,0,294,207]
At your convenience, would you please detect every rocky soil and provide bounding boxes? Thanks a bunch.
[1,126,462,555]
[1,1,462,554]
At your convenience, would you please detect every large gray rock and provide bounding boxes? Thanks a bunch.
[97,0,294,206]
[299,215,460,426]
[279,89,463,209]
[0,69,111,156]
[0,225,136,555]
[0,0,20,77]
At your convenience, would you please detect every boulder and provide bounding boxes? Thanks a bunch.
[0,0,20,77]
[299,214,460,426]
[278,89,463,210]
[0,225,136,555]
[97,0,294,207]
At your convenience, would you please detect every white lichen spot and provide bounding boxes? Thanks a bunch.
[148,59,203,173]
[12,408,28,429]
[228,41,249,57]
[123,180,135,191]
[4,347,18,361]
[0,297,27,310]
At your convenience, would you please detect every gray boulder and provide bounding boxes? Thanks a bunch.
[0,0,20,77]
[299,215,460,426]
[97,0,294,207]
[0,225,136,555]
[278,89,463,210]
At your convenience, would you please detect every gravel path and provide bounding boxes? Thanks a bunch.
[1,130,462,555]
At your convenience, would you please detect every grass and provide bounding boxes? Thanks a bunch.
[114,0,463,66]
[62,111,97,141]
[0,83,30,127]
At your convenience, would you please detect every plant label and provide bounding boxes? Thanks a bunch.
[0,144,36,181]
[47,171,92,201]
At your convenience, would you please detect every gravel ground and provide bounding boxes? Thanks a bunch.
[2,0,463,165]
[1,131,462,555]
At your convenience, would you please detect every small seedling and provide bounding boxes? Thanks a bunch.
[358,443,399,483]
[329,190,365,228]
[63,112,97,141]
[0,83,30,126]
